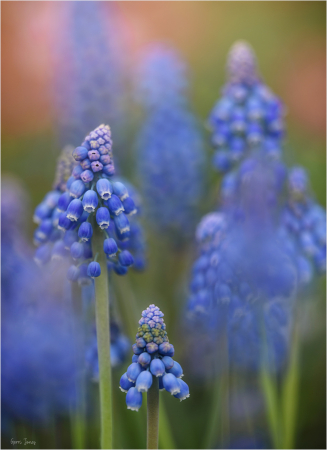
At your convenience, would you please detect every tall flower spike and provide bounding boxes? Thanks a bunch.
[208,41,285,173]
[120,304,190,411]
[53,1,127,160]
[136,45,205,243]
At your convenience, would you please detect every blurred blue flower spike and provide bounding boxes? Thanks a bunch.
[187,156,297,373]
[54,2,127,153]
[208,41,285,172]
[136,45,205,243]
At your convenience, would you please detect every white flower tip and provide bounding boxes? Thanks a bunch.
[179,394,190,402]
[170,388,181,395]
[119,386,128,393]
[127,406,140,412]
[136,386,148,393]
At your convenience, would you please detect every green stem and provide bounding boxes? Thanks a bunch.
[147,377,159,449]
[92,227,113,449]
[70,283,86,449]
[203,330,229,449]
[260,368,281,449]
[203,376,223,449]
[281,326,299,449]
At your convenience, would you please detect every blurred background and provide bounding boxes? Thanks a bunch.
[2,2,326,449]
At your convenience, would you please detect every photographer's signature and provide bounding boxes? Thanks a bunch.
[11,438,36,446]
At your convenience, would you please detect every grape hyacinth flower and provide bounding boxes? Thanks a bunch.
[136,45,205,243]
[120,305,189,448]
[208,41,285,173]
[34,125,137,282]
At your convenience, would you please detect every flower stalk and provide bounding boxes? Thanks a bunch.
[92,226,112,449]
[147,377,159,449]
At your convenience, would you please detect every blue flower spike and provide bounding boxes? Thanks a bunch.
[32,125,145,290]
[119,304,190,410]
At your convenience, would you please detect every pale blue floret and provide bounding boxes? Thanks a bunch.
[127,363,143,382]
[66,199,84,221]
[113,214,130,235]
[96,178,113,200]
[173,379,190,401]
[78,222,93,242]
[70,179,86,198]
[167,361,183,378]
[126,387,142,411]
[136,370,153,392]
[96,207,110,229]
[119,373,135,393]
[106,194,124,215]
[150,359,165,377]
[82,190,98,213]
[162,373,181,395]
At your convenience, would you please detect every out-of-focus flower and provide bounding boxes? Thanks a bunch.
[278,166,326,283]
[186,156,297,373]
[53,1,128,154]
[135,45,205,243]
[2,176,84,425]
[208,41,285,172]
[135,44,188,111]
[119,305,190,411]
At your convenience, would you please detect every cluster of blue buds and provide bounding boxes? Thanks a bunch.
[136,45,205,241]
[120,305,190,411]
[34,125,139,282]
[208,41,285,172]
[278,167,326,283]
[86,321,130,381]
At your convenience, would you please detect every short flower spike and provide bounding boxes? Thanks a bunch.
[120,305,190,411]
